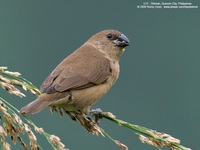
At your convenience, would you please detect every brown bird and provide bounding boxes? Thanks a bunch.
[20,30,130,119]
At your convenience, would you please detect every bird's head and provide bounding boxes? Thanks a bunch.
[86,30,130,61]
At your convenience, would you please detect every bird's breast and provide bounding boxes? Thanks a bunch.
[64,61,120,113]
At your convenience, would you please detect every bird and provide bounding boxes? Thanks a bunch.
[20,29,130,120]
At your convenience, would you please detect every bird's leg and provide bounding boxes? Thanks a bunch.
[90,108,103,124]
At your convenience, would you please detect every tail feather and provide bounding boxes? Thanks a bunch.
[20,92,70,114]
[20,97,52,114]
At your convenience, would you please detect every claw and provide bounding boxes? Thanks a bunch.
[90,108,103,124]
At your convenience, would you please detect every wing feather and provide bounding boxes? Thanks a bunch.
[41,45,111,94]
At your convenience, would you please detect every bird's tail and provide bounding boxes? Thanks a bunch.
[20,96,52,114]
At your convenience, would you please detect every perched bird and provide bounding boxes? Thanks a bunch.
[20,30,130,118]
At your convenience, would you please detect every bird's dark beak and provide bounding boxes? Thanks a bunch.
[114,34,130,47]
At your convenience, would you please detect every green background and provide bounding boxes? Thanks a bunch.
[1,1,200,150]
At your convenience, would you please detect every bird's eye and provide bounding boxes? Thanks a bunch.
[106,34,113,39]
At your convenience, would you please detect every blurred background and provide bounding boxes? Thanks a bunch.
[0,0,199,149]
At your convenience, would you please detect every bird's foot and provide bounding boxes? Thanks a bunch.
[90,108,103,124]
[90,108,102,114]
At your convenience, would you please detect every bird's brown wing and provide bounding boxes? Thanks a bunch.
[41,45,112,94]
